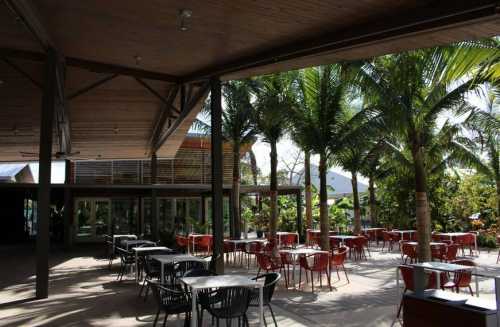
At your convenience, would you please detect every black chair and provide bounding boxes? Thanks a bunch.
[170,260,206,285]
[200,287,251,327]
[139,255,161,299]
[148,281,191,327]
[250,272,281,326]
[116,247,135,281]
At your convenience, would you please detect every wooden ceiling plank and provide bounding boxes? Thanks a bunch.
[183,0,500,82]
[2,57,42,89]
[68,74,119,100]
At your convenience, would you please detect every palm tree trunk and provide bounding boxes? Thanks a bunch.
[232,142,241,239]
[368,175,377,226]
[269,141,278,243]
[413,144,431,262]
[351,172,361,234]
[249,149,260,211]
[304,151,313,230]
[319,152,330,251]
[496,178,500,226]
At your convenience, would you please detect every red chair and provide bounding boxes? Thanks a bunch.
[329,237,340,250]
[397,265,437,318]
[279,251,295,285]
[246,241,263,268]
[223,240,234,263]
[175,235,188,252]
[280,234,297,249]
[330,247,349,283]
[256,252,288,288]
[381,231,394,252]
[431,244,446,262]
[443,259,475,295]
[196,235,212,255]
[401,242,417,264]
[351,236,369,260]
[298,252,331,292]
[463,234,476,256]
[442,244,458,262]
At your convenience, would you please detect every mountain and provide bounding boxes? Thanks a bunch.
[293,164,368,198]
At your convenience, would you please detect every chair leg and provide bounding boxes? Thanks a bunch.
[343,264,349,283]
[327,269,332,291]
[162,313,168,327]
[469,286,474,296]
[153,309,160,327]
[268,304,278,327]
[243,314,249,327]
[311,270,314,293]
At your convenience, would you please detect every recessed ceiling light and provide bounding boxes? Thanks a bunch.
[179,9,192,31]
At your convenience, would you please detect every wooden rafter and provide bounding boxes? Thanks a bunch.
[152,82,210,154]
[148,84,179,155]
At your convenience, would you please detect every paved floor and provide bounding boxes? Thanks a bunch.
[1,243,499,327]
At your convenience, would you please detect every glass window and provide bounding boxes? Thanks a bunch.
[112,198,138,234]
[95,200,110,236]
[76,200,92,238]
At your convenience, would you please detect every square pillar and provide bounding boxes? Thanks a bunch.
[210,77,224,273]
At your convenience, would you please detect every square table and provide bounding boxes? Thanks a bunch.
[276,231,299,247]
[435,232,478,252]
[150,254,208,283]
[280,247,329,287]
[112,234,137,251]
[121,239,156,251]
[180,275,264,327]
[131,246,171,282]
[411,262,478,296]
[330,235,359,246]
[225,239,267,265]
[392,230,416,240]
[187,234,211,254]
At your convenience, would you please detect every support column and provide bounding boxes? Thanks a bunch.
[63,159,73,249]
[36,47,58,299]
[210,77,224,273]
[228,189,235,238]
[296,191,303,243]
[151,153,159,241]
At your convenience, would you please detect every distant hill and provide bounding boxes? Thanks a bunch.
[293,164,368,198]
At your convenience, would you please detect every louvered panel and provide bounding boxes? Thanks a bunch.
[74,161,112,184]
[157,160,174,184]
[173,148,204,184]
[112,160,140,184]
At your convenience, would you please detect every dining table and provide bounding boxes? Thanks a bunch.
[280,247,330,287]
[121,239,156,251]
[112,234,137,252]
[435,232,478,252]
[180,274,264,327]
[131,246,171,282]
[150,254,208,283]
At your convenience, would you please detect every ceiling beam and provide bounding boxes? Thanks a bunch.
[67,74,119,100]
[183,0,500,82]
[152,82,210,153]
[0,47,180,83]
[148,84,179,155]
[3,0,72,154]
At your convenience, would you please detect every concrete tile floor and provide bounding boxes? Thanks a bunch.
[1,243,499,327]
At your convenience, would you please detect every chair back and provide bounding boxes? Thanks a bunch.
[382,231,392,241]
[401,243,417,260]
[248,241,263,253]
[203,287,251,319]
[399,265,437,291]
[445,244,458,261]
[172,260,206,283]
[198,235,213,248]
[331,247,347,266]
[280,234,296,248]
[183,268,215,278]
[253,272,280,305]
[312,252,329,271]
[451,259,475,287]
[256,252,273,271]
[431,244,446,260]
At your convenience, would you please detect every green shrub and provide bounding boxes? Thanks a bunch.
[477,233,497,249]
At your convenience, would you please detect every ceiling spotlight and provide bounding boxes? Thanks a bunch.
[179,9,192,31]
[134,55,142,66]
[113,125,119,134]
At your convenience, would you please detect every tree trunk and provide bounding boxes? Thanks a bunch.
[413,143,431,262]
[304,151,313,230]
[351,172,362,234]
[269,141,278,243]
[319,152,330,251]
[368,175,377,226]
[232,142,241,239]
[496,178,500,226]
[249,149,260,212]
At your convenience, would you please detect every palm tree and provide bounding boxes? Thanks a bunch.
[198,81,257,238]
[462,85,500,220]
[356,43,498,261]
[291,65,351,250]
[221,81,258,239]
[252,73,295,242]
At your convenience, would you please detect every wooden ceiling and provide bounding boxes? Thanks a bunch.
[0,0,498,161]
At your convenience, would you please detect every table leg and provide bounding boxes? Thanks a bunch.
[259,286,264,327]
[161,262,164,284]
[436,271,441,289]
[475,267,479,297]
[396,267,400,312]
[292,256,296,289]
[135,252,139,283]
[191,288,197,327]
